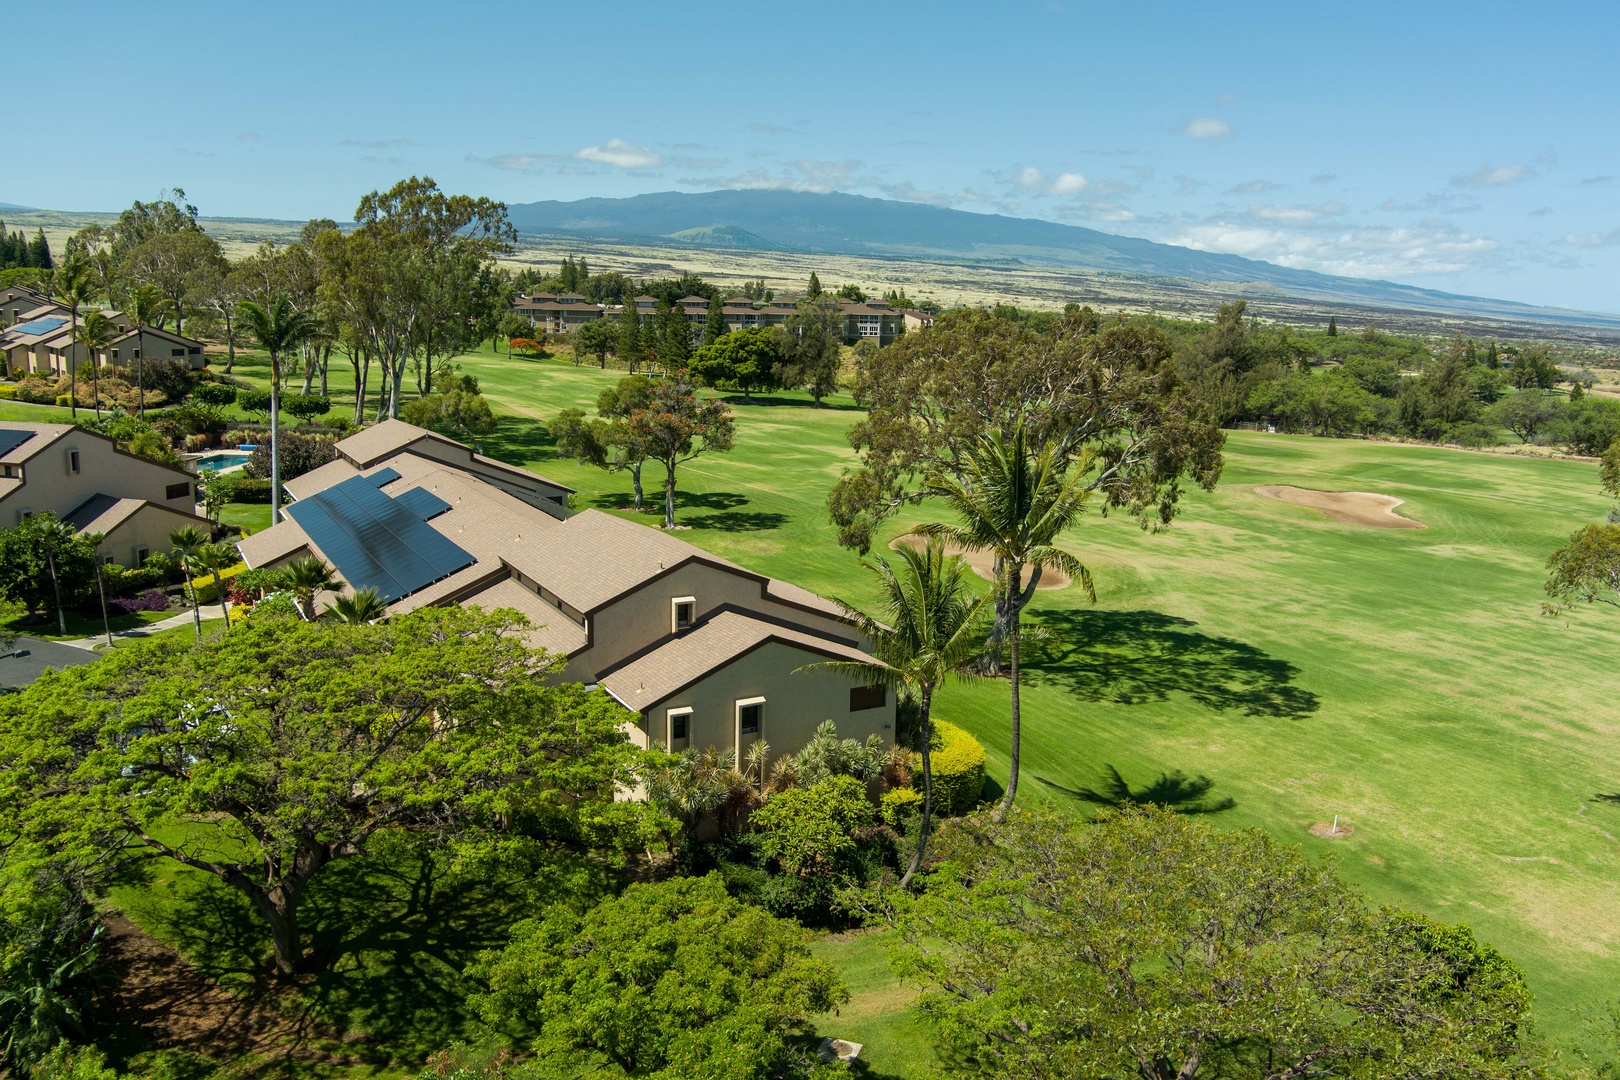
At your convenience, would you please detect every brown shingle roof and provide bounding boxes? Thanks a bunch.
[458,576,588,657]
[65,495,206,536]
[599,610,875,713]
[335,418,432,467]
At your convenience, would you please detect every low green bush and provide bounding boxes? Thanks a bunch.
[880,786,923,826]
[204,473,271,504]
[925,720,986,816]
[0,385,16,400]
[102,564,171,597]
[192,563,244,604]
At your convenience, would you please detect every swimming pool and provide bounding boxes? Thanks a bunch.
[193,450,251,473]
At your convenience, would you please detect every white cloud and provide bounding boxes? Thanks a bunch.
[342,137,416,149]
[1248,202,1348,223]
[680,158,876,193]
[1217,92,1241,108]
[471,152,562,172]
[1226,179,1277,195]
[1451,162,1530,188]
[1015,166,1088,195]
[1562,228,1620,248]
[1580,175,1614,186]
[880,181,953,206]
[1310,172,1339,184]
[1163,219,1499,277]
[1182,118,1232,139]
[574,138,663,169]
[747,123,791,134]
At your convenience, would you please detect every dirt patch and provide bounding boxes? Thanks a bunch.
[1308,822,1356,839]
[97,914,364,1066]
[889,535,1071,589]
[1253,485,1424,529]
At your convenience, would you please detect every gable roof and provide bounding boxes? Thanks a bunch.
[65,495,207,536]
[598,610,873,713]
[109,324,203,349]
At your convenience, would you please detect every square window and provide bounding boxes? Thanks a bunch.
[850,684,886,711]
[738,702,761,735]
[165,482,191,500]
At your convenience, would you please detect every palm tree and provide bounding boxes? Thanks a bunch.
[237,296,319,521]
[127,285,174,421]
[38,517,80,638]
[82,531,114,647]
[73,312,118,420]
[917,424,1094,821]
[168,525,208,639]
[54,263,93,419]
[325,585,387,624]
[189,542,237,630]
[801,538,991,886]
[278,556,343,621]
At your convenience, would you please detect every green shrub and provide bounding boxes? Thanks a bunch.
[926,720,986,816]
[243,432,335,481]
[192,563,245,604]
[880,786,923,826]
[203,473,271,504]
[192,383,237,407]
[102,564,171,597]
[54,394,71,408]
[0,385,16,400]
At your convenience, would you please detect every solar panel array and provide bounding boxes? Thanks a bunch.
[0,430,34,458]
[8,317,67,337]
[393,486,452,520]
[366,467,401,487]
[285,474,473,602]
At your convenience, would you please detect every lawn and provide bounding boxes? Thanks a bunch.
[143,343,1620,1063]
[1,606,173,641]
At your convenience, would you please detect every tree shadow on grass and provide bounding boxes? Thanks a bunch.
[720,393,863,412]
[480,416,556,466]
[1030,609,1320,720]
[1037,765,1236,815]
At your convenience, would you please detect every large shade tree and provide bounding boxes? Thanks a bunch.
[893,807,1541,1080]
[0,607,649,976]
[624,378,736,528]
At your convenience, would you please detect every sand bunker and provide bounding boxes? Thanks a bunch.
[1253,485,1424,529]
[889,535,1072,590]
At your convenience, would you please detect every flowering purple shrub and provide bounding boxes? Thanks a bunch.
[111,589,170,615]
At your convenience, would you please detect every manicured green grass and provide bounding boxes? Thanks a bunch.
[0,606,173,641]
[807,931,941,1079]
[216,499,273,534]
[429,347,1620,1046]
[152,343,1620,1062]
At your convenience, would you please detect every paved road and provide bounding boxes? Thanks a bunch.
[0,636,101,689]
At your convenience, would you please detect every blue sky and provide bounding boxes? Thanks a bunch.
[9,1,1618,311]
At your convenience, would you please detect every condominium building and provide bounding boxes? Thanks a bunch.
[512,293,925,346]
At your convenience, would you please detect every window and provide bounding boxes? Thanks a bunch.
[66,448,80,474]
[171,348,185,357]
[165,482,191,500]
[736,698,764,737]
[668,708,691,744]
[134,545,149,564]
[850,684,886,711]
[100,553,115,566]
[671,595,696,632]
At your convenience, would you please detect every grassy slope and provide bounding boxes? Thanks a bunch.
[201,344,1620,1057]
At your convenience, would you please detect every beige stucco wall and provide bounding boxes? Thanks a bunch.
[0,432,197,526]
[638,640,894,764]
[98,504,211,567]
[105,329,206,371]
[580,561,859,679]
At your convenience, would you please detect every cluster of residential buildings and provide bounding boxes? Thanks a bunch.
[238,419,894,764]
[0,420,209,567]
[512,293,934,347]
[0,284,206,380]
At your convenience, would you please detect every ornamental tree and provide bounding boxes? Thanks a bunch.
[471,873,845,1079]
[623,378,735,528]
[0,606,648,976]
[892,807,1539,1080]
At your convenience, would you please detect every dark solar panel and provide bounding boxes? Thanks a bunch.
[285,474,474,603]
[0,430,33,457]
[366,467,401,487]
[393,486,452,520]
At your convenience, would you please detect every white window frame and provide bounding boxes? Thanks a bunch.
[671,595,697,633]
[735,696,765,744]
[666,706,693,748]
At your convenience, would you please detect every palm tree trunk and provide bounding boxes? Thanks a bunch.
[46,548,65,637]
[269,352,283,522]
[900,687,934,888]
[995,581,1024,823]
[184,565,201,639]
[95,562,113,647]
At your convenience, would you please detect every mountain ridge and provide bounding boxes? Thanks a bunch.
[504,189,1620,329]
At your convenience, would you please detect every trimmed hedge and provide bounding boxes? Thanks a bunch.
[192,563,246,604]
[922,720,987,816]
